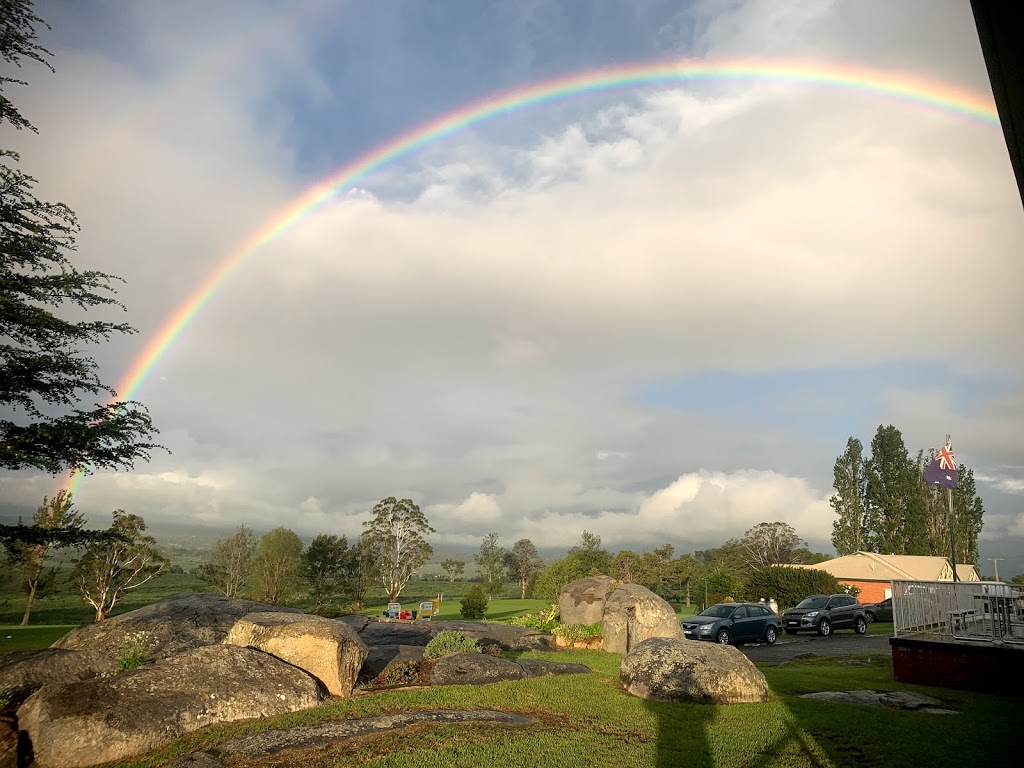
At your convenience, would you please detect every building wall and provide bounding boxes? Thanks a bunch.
[891,637,1024,695]
[839,579,889,603]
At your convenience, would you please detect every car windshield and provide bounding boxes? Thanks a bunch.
[696,605,735,619]
[795,597,830,610]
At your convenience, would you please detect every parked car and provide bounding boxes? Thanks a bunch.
[863,597,893,623]
[681,602,782,645]
[781,594,867,637]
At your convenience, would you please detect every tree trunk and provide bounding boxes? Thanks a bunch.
[520,576,527,599]
[21,581,38,626]
[95,606,107,622]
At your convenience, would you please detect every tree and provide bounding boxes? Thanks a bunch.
[611,549,641,583]
[251,527,304,605]
[74,510,168,622]
[362,497,434,601]
[198,524,256,598]
[567,530,610,575]
[864,425,928,555]
[504,538,543,599]
[830,437,867,555]
[740,522,807,570]
[6,489,84,624]
[1,0,161,475]
[348,532,376,610]
[1011,573,1024,585]
[441,558,465,582]
[302,534,353,611]
[474,532,507,595]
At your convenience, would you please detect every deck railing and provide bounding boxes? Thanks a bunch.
[891,579,1024,646]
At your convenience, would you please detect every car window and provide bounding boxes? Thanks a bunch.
[795,597,830,609]
[733,606,749,618]
[697,605,735,619]
[757,606,772,616]
[882,598,892,607]
[838,596,853,607]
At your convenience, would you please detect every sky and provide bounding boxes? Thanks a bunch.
[4,0,1024,572]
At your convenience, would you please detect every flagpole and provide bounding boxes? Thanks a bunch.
[946,433,959,582]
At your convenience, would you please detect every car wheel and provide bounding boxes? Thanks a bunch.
[854,616,867,635]
[865,612,876,623]
[817,618,832,637]
[784,628,798,635]
[716,628,731,644]
[764,626,778,645]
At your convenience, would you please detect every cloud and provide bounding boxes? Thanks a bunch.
[3,0,1022,566]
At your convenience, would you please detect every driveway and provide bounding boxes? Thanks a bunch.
[737,631,893,662]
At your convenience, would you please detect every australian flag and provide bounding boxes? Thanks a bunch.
[923,441,959,489]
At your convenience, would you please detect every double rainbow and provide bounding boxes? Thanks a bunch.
[63,58,999,496]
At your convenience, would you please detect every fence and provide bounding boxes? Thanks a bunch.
[892,579,1024,646]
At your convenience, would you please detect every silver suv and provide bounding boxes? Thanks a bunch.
[781,594,868,636]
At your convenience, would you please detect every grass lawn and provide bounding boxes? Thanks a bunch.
[103,648,1020,768]
[360,598,551,622]
[0,624,76,654]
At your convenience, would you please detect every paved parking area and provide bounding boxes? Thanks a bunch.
[736,631,893,662]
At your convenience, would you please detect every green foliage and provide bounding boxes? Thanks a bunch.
[830,437,867,555]
[741,565,844,610]
[196,524,256,598]
[369,660,422,688]
[363,497,435,601]
[474,533,507,594]
[552,622,602,643]
[481,643,504,657]
[251,528,304,605]
[440,558,465,582]
[117,630,155,670]
[1011,573,1024,585]
[74,511,168,622]
[532,538,612,602]
[506,610,559,632]
[302,533,356,610]
[423,629,482,659]
[0,4,162,475]
[459,584,488,619]
[503,538,544,598]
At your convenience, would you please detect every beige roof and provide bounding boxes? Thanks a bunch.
[799,552,980,582]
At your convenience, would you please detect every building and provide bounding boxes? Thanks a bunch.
[793,552,980,603]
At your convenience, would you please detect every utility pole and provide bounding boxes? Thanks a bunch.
[988,557,1004,582]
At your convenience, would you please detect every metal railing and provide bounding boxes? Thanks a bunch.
[892,579,1024,646]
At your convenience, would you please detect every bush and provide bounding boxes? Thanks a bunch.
[424,629,482,659]
[551,622,603,643]
[507,610,559,632]
[481,643,504,657]
[369,660,421,688]
[741,565,845,610]
[460,585,488,619]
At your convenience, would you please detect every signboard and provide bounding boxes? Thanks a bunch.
[418,600,435,620]
[387,603,401,619]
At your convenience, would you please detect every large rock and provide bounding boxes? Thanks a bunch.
[428,653,526,686]
[558,576,618,626]
[225,612,367,697]
[51,593,300,661]
[0,649,119,709]
[17,645,324,768]
[515,658,592,678]
[620,637,770,704]
[356,619,550,651]
[601,584,684,655]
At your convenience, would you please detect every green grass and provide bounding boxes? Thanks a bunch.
[102,649,1021,768]
[0,624,76,654]
[360,597,550,622]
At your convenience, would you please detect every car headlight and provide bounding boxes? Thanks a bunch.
[804,611,819,618]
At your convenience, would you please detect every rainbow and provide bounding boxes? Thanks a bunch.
[62,57,998,496]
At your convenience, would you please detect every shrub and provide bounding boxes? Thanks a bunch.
[551,622,603,643]
[507,611,559,632]
[481,643,504,657]
[459,585,488,619]
[741,565,845,610]
[423,630,482,659]
[370,660,421,688]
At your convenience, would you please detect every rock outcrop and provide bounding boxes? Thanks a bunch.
[428,653,527,686]
[620,637,770,704]
[17,645,325,768]
[558,576,618,626]
[356,618,550,651]
[0,649,119,709]
[359,645,426,683]
[225,612,367,697]
[50,593,301,661]
[601,584,685,655]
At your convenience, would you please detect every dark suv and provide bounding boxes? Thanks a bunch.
[781,594,867,637]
